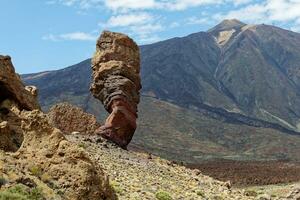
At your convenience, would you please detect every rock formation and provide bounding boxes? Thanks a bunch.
[0,55,115,200]
[48,102,101,134]
[90,31,141,149]
[0,56,40,110]
[0,56,39,152]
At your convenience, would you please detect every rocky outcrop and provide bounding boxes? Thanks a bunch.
[90,31,141,149]
[0,56,40,110]
[16,110,114,199]
[0,55,115,200]
[48,102,101,134]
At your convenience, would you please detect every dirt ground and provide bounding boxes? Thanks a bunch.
[188,160,300,186]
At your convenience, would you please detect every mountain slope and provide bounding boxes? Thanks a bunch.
[22,20,300,163]
[141,20,300,131]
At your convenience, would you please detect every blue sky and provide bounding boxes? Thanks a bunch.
[1,0,300,74]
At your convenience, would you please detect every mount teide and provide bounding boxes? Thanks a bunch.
[22,20,300,163]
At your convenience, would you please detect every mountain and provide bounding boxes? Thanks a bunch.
[141,19,300,131]
[22,19,300,163]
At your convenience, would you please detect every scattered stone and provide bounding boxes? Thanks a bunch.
[287,188,300,199]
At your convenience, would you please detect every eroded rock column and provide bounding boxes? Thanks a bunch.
[90,31,141,149]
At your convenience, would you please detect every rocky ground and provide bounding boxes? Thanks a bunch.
[66,134,300,200]
[189,161,300,186]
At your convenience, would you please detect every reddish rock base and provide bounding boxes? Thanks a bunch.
[95,98,137,149]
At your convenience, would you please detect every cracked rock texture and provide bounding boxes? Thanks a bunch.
[0,55,115,200]
[90,31,141,113]
[48,102,101,134]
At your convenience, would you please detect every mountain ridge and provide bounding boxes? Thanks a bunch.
[22,20,300,163]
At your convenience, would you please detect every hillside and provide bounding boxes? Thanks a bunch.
[22,19,300,163]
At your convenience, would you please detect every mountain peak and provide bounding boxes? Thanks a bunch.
[208,19,246,33]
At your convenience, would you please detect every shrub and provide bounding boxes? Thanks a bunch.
[29,166,42,178]
[155,190,172,200]
[244,190,258,197]
[196,190,205,197]
[78,143,86,149]
[0,177,7,187]
[0,184,44,200]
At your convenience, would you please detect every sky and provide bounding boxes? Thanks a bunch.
[1,0,300,74]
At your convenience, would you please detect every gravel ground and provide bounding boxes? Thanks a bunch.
[67,134,260,200]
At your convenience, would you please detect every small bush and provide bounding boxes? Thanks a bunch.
[110,181,123,194]
[155,190,172,200]
[244,190,258,197]
[212,196,224,200]
[40,173,51,183]
[0,184,44,200]
[0,177,7,187]
[196,190,205,197]
[29,166,42,178]
[78,143,86,149]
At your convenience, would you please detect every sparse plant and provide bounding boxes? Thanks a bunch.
[271,194,277,198]
[29,166,42,178]
[0,184,44,200]
[40,173,51,183]
[110,181,123,194]
[155,190,172,200]
[212,195,224,200]
[244,190,258,197]
[78,143,86,149]
[196,190,205,197]
[0,177,7,187]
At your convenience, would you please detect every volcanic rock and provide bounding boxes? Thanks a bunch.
[90,31,141,148]
[0,55,40,110]
[48,102,101,134]
[0,55,115,200]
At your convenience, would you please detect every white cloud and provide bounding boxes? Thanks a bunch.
[47,0,300,43]
[49,0,102,9]
[104,0,158,11]
[231,0,252,6]
[213,3,267,24]
[169,22,180,28]
[214,0,300,25]
[42,32,97,41]
[105,13,153,27]
[99,12,164,44]
[186,17,209,25]
[162,0,224,11]
[50,0,256,11]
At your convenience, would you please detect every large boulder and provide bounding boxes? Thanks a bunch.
[90,31,141,149]
[48,102,101,135]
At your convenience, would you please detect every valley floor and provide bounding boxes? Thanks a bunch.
[189,160,300,186]
[66,134,298,200]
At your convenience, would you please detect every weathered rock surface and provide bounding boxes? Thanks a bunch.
[0,55,115,200]
[90,31,141,148]
[0,55,40,110]
[287,187,300,199]
[48,102,101,134]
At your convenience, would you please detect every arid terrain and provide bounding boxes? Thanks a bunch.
[188,160,300,186]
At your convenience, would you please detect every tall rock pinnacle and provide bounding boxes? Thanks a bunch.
[90,31,141,149]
